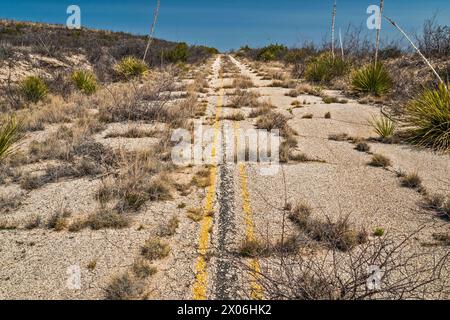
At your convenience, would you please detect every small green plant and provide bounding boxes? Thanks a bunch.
[305,53,348,83]
[0,117,21,163]
[351,63,392,96]
[114,57,149,79]
[20,76,48,103]
[369,115,395,140]
[368,154,391,168]
[373,228,385,237]
[71,70,98,95]
[403,83,450,152]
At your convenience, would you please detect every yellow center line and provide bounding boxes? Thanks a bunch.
[192,67,223,300]
[234,122,264,300]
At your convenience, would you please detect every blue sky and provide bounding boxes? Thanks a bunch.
[1,0,449,51]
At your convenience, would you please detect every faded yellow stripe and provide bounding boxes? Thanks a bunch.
[192,68,223,300]
[235,123,264,300]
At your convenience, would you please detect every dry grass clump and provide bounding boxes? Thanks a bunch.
[105,127,158,139]
[289,204,367,251]
[256,111,288,133]
[368,154,391,168]
[47,208,72,231]
[69,209,130,232]
[157,216,179,237]
[228,89,260,108]
[233,75,254,89]
[398,172,423,190]
[191,167,211,188]
[222,111,245,121]
[20,95,86,131]
[355,142,371,152]
[141,238,171,261]
[239,239,270,258]
[322,96,348,104]
[104,272,145,300]
[324,112,331,119]
[248,103,272,118]
[422,195,450,220]
[187,207,203,222]
[132,259,157,279]
[302,113,313,119]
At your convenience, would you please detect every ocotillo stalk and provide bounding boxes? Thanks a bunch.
[374,0,384,65]
[384,16,444,84]
[143,0,161,62]
[339,28,344,59]
[331,0,337,57]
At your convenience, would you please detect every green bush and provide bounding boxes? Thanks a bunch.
[305,53,348,83]
[20,76,48,103]
[404,83,450,152]
[166,43,189,63]
[71,70,98,95]
[0,117,22,162]
[257,44,288,61]
[114,56,149,79]
[369,115,395,140]
[351,63,392,96]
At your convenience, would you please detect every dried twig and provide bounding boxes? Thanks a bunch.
[143,0,161,62]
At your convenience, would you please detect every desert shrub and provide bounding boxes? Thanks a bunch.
[166,43,189,63]
[132,259,157,279]
[257,44,288,61]
[256,112,288,133]
[399,172,423,190]
[114,57,148,79]
[368,154,391,168]
[351,63,392,96]
[20,76,48,103]
[0,117,21,163]
[104,273,143,300]
[403,84,450,152]
[288,203,312,229]
[84,209,130,230]
[71,70,98,95]
[355,142,370,152]
[305,53,348,83]
[141,238,170,261]
[369,115,395,141]
[239,239,269,258]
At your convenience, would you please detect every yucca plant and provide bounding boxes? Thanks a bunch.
[369,115,395,140]
[404,83,450,152]
[305,52,348,83]
[71,70,98,95]
[0,117,22,163]
[351,63,392,96]
[20,76,48,103]
[114,57,149,79]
